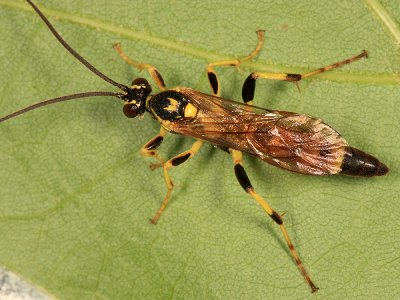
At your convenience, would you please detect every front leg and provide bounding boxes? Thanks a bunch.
[151,139,203,224]
[140,127,168,166]
[207,30,265,96]
[113,43,166,91]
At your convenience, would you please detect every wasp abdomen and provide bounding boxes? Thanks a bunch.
[340,147,388,177]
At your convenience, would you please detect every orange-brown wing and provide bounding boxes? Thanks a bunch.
[170,88,348,175]
[245,114,349,175]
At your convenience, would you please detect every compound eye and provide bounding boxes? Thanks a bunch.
[131,78,149,87]
[123,103,138,118]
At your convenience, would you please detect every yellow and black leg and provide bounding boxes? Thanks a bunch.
[140,127,168,167]
[230,149,319,293]
[150,140,203,224]
[113,43,166,90]
[242,50,368,103]
[207,30,265,96]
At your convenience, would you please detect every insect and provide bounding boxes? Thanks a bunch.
[1,0,389,294]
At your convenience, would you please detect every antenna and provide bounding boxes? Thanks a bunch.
[0,92,124,123]
[26,0,129,92]
[0,1,131,122]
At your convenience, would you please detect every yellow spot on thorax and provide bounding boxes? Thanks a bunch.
[164,97,179,111]
[184,103,198,118]
[167,98,178,106]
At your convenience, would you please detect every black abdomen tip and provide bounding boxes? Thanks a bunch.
[340,147,388,177]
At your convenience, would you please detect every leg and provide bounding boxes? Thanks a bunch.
[151,140,203,224]
[140,127,168,166]
[242,50,368,103]
[207,30,265,96]
[113,43,166,90]
[230,149,319,293]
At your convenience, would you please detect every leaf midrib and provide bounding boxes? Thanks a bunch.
[2,0,399,85]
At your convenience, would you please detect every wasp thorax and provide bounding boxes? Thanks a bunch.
[148,90,193,122]
[122,78,152,118]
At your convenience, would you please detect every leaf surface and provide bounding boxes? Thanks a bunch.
[0,1,399,299]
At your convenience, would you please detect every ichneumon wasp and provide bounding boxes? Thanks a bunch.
[0,0,389,293]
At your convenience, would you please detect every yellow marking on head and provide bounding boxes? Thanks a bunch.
[184,103,198,118]
[131,84,142,89]
[129,100,137,104]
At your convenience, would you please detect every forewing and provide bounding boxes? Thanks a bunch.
[246,114,348,175]
[170,88,348,175]
[169,88,282,149]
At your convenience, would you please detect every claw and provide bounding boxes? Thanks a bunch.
[149,217,159,224]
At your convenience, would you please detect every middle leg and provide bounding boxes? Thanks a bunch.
[207,30,265,96]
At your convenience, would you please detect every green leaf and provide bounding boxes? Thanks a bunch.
[1,0,399,299]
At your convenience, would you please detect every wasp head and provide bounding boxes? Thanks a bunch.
[122,78,152,118]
